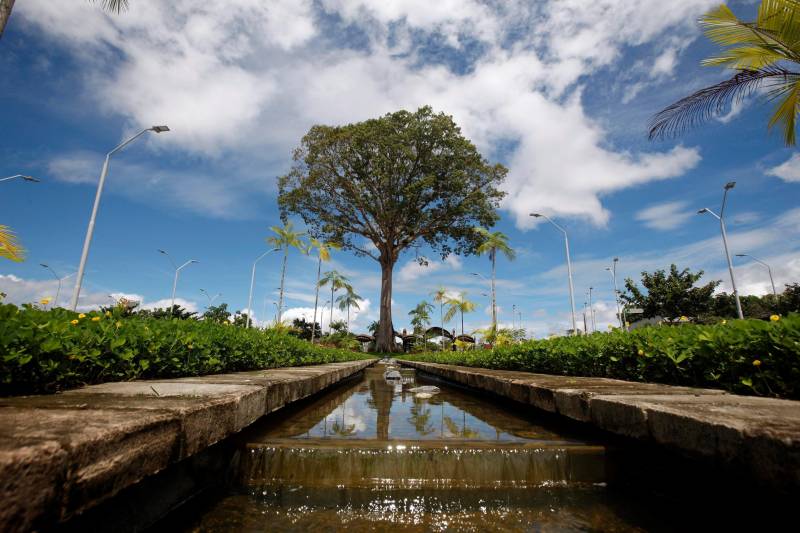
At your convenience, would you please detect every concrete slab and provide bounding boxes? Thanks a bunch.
[399,360,800,491]
[0,358,375,532]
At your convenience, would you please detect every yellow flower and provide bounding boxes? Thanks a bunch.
[721,320,727,325]
[770,315,780,322]
[40,298,52,305]
[625,321,630,327]
[679,316,688,322]
[70,319,79,325]
[752,359,762,367]
[105,311,112,317]
[78,313,86,319]
[637,349,644,356]
[91,316,101,322]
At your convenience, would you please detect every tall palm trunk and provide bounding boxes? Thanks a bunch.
[440,302,444,350]
[346,304,350,332]
[0,0,16,38]
[330,284,335,335]
[461,309,464,336]
[311,256,322,344]
[491,249,497,332]
[277,246,287,324]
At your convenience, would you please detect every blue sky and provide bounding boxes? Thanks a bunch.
[1,0,798,336]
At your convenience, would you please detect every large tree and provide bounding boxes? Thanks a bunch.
[620,264,720,321]
[649,1,800,146]
[279,107,507,351]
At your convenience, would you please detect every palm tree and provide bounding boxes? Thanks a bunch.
[474,227,515,335]
[2,0,129,39]
[649,1,800,146]
[0,225,23,262]
[308,238,340,343]
[409,300,434,349]
[444,292,476,336]
[266,221,306,324]
[336,286,361,332]
[431,287,448,350]
[319,269,350,334]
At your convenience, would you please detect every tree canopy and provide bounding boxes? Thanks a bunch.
[278,106,506,351]
[620,264,720,321]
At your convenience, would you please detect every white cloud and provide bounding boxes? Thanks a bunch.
[767,153,800,183]
[15,0,712,223]
[0,274,199,312]
[397,255,462,283]
[635,200,692,231]
[281,298,372,330]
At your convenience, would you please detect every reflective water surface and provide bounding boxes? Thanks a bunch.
[177,364,677,531]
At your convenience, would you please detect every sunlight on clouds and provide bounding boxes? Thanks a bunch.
[17,0,713,223]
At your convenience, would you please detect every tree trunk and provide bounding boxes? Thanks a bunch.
[277,247,287,324]
[311,256,321,344]
[0,0,16,39]
[375,258,396,352]
[330,284,335,335]
[440,302,444,350]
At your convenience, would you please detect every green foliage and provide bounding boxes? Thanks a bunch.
[621,264,720,321]
[650,1,800,145]
[290,318,322,340]
[404,314,800,399]
[138,304,198,320]
[202,303,231,324]
[0,302,371,396]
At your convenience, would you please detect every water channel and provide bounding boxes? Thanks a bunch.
[174,363,682,532]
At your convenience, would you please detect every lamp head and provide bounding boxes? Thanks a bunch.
[613,257,619,262]
[735,254,745,257]
[697,208,708,215]
[157,249,167,255]
[22,175,40,182]
[724,181,736,190]
[529,213,542,218]
[189,260,199,264]
[40,263,49,268]
[150,125,170,133]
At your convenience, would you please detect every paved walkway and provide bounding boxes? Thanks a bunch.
[0,359,374,532]
[399,360,800,492]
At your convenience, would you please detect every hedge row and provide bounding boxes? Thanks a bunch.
[0,303,372,395]
[403,314,800,399]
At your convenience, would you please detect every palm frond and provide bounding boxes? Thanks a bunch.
[767,78,800,144]
[90,0,130,14]
[0,225,24,262]
[648,67,793,141]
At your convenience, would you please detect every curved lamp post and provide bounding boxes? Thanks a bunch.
[200,288,221,308]
[40,263,74,308]
[69,126,169,310]
[1,174,40,183]
[530,213,577,334]
[158,249,198,310]
[735,253,777,297]
[698,181,743,319]
[246,248,280,328]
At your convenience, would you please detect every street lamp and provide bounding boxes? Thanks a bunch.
[605,257,623,328]
[246,248,280,328]
[69,126,170,311]
[587,287,596,332]
[40,263,74,308]
[471,271,496,329]
[530,213,577,334]
[1,174,40,183]
[199,289,221,308]
[698,181,743,319]
[158,249,198,310]
[735,254,777,297]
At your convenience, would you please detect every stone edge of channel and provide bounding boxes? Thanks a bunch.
[0,359,375,532]
[398,359,800,491]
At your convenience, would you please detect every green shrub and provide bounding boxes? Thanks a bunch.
[0,302,371,395]
[403,314,800,399]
